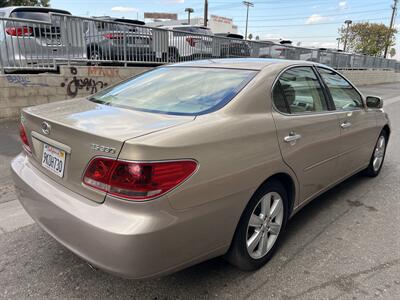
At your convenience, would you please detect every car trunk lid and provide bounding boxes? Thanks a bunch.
[21,98,194,203]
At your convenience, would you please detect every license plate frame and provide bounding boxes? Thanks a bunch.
[41,143,66,178]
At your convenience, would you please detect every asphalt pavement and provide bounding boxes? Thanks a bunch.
[0,82,399,299]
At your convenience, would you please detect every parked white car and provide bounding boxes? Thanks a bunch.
[0,6,73,70]
[255,40,295,59]
[159,25,214,62]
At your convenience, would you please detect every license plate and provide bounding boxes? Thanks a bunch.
[42,143,66,178]
[46,39,61,46]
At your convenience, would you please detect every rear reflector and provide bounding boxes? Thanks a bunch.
[19,122,31,154]
[103,33,124,40]
[83,157,197,201]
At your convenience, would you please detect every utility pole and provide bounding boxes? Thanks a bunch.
[343,20,352,52]
[243,1,254,40]
[384,0,398,58]
[204,0,208,27]
[185,8,194,25]
[336,37,341,50]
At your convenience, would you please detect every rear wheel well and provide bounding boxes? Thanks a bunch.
[257,173,296,217]
[382,125,390,140]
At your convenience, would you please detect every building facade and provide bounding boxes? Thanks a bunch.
[147,15,238,34]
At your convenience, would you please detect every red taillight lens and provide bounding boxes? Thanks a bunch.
[19,122,31,153]
[6,26,33,36]
[186,37,197,47]
[103,33,123,40]
[83,158,197,201]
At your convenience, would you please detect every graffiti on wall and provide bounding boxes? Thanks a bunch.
[6,75,49,87]
[60,67,109,98]
[88,66,120,77]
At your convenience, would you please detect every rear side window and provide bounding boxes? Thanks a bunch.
[90,67,257,115]
[317,68,363,111]
[273,67,328,114]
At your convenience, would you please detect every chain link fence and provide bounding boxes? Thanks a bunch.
[0,13,399,73]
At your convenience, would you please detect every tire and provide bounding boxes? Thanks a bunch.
[363,130,388,177]
[167,48,179,63]
[87,47,102,65]
[226,180,289,271]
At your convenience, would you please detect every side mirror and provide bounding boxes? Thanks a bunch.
[366,96,383,109]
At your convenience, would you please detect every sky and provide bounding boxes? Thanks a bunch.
[51,0,400,59]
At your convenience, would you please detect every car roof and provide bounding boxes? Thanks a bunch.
[162,25,210,29]
[0,6,71,15]
[169,58,318,71]
[92,16,145,25]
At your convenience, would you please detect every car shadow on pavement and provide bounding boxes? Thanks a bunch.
[163,172,369,281]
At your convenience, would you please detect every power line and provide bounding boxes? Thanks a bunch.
[232,9,391,22]
[247,17,391,28]
[205,1,392,13]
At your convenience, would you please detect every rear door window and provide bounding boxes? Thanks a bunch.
[317,68,363,111]
[273,67,328,114]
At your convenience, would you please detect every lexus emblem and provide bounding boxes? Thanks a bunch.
[41,121,51,135]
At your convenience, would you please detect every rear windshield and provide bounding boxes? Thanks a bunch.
[90,67,256,115]
[173,27,212,35]
[10,11,51,22]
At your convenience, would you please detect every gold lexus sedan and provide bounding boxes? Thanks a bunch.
[11,59,390,279]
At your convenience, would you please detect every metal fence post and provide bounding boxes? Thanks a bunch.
[123,27,127,67]
[0,20,4,74]
[62,15,70,66]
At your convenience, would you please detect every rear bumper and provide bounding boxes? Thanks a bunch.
[11,153,236,279]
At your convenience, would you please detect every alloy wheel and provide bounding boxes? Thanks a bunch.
[246,192,284,259]
[373,135,386,172]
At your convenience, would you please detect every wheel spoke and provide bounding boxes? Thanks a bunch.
[260,194,271,217]
[249,214,264,227]
[259,232,269,255]
[379,137,385,149]
[269,198,282,219]
[269,223,281,235]
[247,230,262,253]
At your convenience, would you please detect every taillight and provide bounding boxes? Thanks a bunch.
[186,37,197,47]
[6,26,33,37]
[19,122,31,153]
[83,157,197,201]
[103,33,123,40]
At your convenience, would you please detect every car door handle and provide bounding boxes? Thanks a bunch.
[340,121,352,129]
[284,132,302,143]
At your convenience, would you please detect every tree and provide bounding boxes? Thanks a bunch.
[255,35,260,40]
[0,0,50,7]
[338,22,397,56]
[248,33,253,40]
[389,47,396,58]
